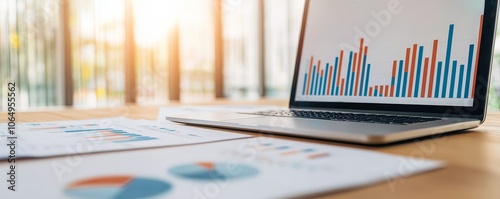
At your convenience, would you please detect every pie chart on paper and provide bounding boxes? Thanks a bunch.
[169,162,259,180]
[64,175,172,199]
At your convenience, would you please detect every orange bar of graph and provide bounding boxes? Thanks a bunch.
[281,151,300,156]
[405,48,411,72]
[353,53,358,73]
[353,53,358,96]
[358,38,365,67]
[340,79,345,96]
[309,153,330,159]
[408,44,418,97]
[336,51,344,87]
[327,61,334,95]
[369,87,373,96]
[421,57,430,98]
[391,61,397,97]
[306,56,314,95]
[385,85,389,97]
[392,60,397,77]
[317,60,321,74]
[428,40,439,97]
[355,39,364,96]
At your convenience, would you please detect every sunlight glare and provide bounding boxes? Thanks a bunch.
[133,0,181,47]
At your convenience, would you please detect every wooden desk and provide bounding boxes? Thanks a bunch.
[2,99,500,199]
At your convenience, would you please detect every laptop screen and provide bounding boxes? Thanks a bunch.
[295,0,486,107]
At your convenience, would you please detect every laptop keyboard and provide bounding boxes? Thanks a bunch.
[245,110,440,125]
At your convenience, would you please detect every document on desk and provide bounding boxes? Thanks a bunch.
[0,137,443,198]
[0,117,250,159]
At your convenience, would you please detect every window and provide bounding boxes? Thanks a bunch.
[70,0,125,107]
[264,0,304,98]
[491,32,500,110]
[1,0,499,111]
[0,0,64,108]
[179,0,216,102]
[223,0,261,99]
[133,0,173,104]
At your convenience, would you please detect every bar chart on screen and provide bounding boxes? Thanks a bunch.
[295,0,485,107]
[301,21,482,99]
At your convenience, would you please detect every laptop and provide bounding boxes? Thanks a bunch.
[166,0,499,144]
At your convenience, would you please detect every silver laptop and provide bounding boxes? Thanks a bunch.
[166,0,499,144]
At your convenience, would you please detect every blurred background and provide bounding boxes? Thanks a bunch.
[0,0,498,110]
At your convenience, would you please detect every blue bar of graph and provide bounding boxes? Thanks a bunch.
[120,133,139,137]
[415,46,424,97]
[311,65,316,95]
[465,44,474,98]
[402,72,408,97]
[360,54,367,96]
[319,72,323,96]
[435,62,443,98]
[324,64,329,95]
[318,71,322,95]
[65,128,113,133]
[314,66,320,95]
[350,71,355,96]
[442,60,450,98]
[450,61,458,98]
[317,69,322,95]
[332,58,339,95]
[303,58,309,96]
[345,52,353,96]
[396,60,403,97]
[365,64,371,96]
[302,74,307,95]
[275,146,291,150]
[458,64,465,98]
[442,24,454,98]
[374,89,378,97]
[115,137,157,143]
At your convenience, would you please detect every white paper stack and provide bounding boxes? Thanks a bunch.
[0,137,443,199]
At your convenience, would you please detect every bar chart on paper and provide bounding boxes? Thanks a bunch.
[295,0,485,107]
[0,118,250,159]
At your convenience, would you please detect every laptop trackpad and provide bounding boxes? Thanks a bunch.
[225,117,297,128]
